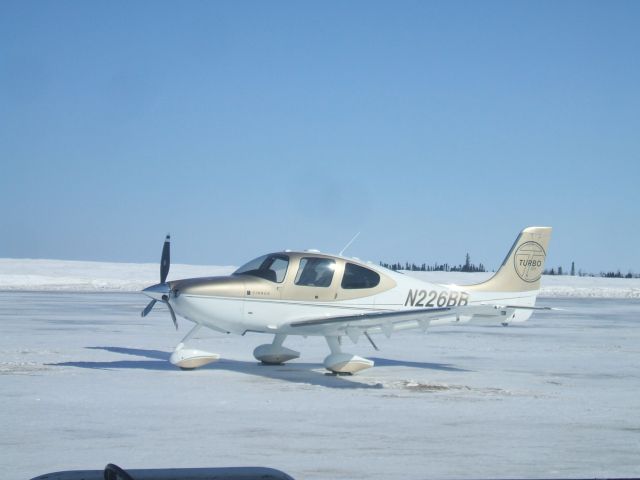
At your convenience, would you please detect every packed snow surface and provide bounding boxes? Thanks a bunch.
[0,258,234,292]
[1,293,639,479]
[403,271,640,298]
[1,258,640,298]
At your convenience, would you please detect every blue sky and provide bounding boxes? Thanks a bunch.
[1,1,639,272]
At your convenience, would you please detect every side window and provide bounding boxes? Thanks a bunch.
[295,258,336,287]
[233,254,289,283]
[341,263,380,289]
[269,256,289,283]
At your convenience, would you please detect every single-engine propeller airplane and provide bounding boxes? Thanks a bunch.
[141,226,552,374]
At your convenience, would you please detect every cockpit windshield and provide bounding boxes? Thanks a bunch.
[233,254,289,283]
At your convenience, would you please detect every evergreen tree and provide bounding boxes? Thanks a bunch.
[571,261,575,276]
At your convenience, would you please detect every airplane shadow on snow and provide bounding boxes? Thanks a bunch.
[49,346,469,389]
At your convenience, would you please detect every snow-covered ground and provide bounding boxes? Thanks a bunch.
[1,258,640,298]
[1,292,639,479]
[403,271,640,299]
[0,258,234,292]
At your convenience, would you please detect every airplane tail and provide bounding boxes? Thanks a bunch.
[465,226,552,293]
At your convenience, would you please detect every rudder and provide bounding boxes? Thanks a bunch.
[466,226,552,293]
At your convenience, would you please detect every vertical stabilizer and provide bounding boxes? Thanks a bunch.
[466,226,552,293]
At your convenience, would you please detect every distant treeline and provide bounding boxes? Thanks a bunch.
[380,253,486,273]
[544,261,640,278]
[380,257,640,279]
[544,268,640,279]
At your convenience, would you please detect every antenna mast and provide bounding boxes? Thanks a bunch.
[339,232,361,256]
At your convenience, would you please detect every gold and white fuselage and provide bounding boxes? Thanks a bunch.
[142,227,552,373]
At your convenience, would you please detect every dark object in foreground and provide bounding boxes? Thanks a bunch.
[31,463,296,480]
[29,464,640,480]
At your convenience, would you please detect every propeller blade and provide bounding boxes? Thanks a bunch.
[160,234,171,284]
[165,300,178,330]
[141,299,157,317]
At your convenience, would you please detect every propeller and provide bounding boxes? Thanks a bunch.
[160,234,170,283]
[141,234,178,329]
[142,299,157,317]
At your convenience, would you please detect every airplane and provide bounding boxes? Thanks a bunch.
[141,226,552,374]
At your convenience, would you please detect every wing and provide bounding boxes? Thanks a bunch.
[288,304,551,337]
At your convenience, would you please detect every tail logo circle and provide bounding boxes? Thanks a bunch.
[514,241,546,283]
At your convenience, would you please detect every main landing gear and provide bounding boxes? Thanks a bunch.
[253,334,374,374]
[169,324,220,370]
[171,329,374,374]
[323,336,374,374]
[253,334,300,365]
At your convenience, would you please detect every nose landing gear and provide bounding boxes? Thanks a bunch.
[169,324,220,370]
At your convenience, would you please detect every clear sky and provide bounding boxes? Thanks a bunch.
[1,1,639,272]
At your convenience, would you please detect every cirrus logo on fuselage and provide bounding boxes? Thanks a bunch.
[514,241,546,283]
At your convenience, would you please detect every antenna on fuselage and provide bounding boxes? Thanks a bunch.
[339,232,361,257]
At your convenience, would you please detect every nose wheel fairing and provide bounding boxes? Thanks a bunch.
[170,347,220,369]
[169,324,220,370]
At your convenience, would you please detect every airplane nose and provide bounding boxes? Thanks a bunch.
[142,283,171,301]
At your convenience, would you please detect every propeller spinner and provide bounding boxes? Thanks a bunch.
[141,234,178,329]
